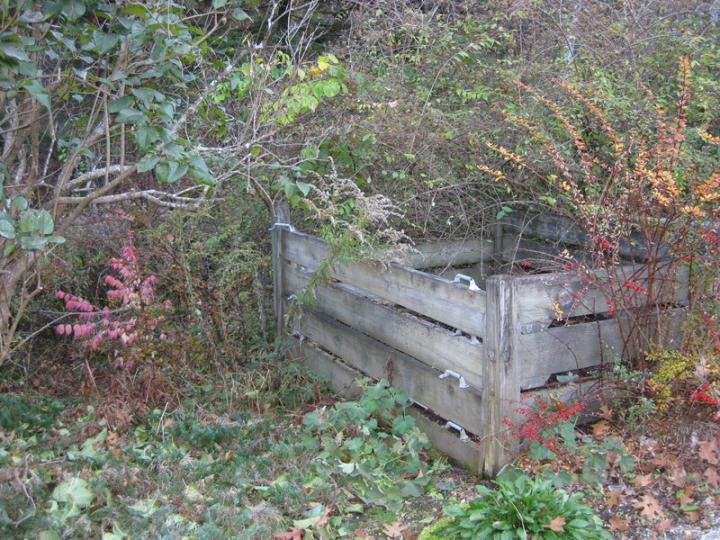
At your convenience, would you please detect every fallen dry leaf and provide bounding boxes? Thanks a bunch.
[650,453,676,468]
[274,528,303,540]
[608,516,630,532]
[591,420,612,437]
[668,465,688,487]
[699,439,719,465]
[383,521,405,539]
[606,486,622,508]
[634,493,665,521]
[680,486,695,504]
[704,467,720,488]
[686,511,701,523]
[598,404,613,420]
[656,519,673,533]
[543,517,566,533]
[354,529,375,540]
[632,473,655,488]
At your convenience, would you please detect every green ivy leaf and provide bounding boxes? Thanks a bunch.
[230,9,251,21]
[114,108,145,124]
[131,87,164,108]
[107,97,134,113]
[0,43,29,62]
[0,219,15,240]
[52,476,94,508]
[22,80,50,109]
[154,160,188,184]
[295,182,312,196]
[11,196,28,211]
[188,155,215,186]
[59,0,87,21]
[93,31,120,54]
[137,155,161,173]
[134,125,159,149]
[19,237,48,251]
[36,210,54,235]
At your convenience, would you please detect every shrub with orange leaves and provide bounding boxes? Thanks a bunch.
[482,57,720,367]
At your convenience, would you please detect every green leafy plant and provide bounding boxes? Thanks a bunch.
[435,469,610,539]
[299,380,436,512]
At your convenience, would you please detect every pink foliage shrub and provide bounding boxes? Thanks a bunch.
[55,245,171,351]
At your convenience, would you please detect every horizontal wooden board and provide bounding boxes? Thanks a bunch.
[283,230,487,337]
[291,308,486,436]
[285,264,485,388]
[500,233,594,267]
[518,308,686,388]
[502,214,656,260]
[512,263,689,329]
[401,239,493,269]
[290,339,482,472]
[291,340,361,399]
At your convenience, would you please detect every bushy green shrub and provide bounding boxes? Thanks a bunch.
[433,469,610,540]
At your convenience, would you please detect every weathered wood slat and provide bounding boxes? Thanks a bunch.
[291,308,486,436]
[503,214,655,259]
[283,230,487,337]
[500,233,592,266]
[289,339,482,471]
[401,239,493,269]
[513,264,689,328]
[518,307,686,387]
[284,263,485,389]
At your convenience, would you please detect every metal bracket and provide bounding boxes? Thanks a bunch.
[445,421,469,441]
[412,400,429,411]
[269,222,296,232]
[452,273,481,292]
[439,370,469,389]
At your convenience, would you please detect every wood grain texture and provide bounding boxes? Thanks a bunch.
[283,230,487,337]
[284,263,485,389]
[401,239,493,269]
[271,226,286,333]
[481,275,520,477]
[502,213,654,259]
[512,264,689,329]
[291,308,486,436]
[518,307,686,387]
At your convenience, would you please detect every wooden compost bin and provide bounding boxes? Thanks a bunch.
[271,214,689,476]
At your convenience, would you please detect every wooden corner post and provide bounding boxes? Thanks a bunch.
[272,202,290,335]
[482,274,520,477]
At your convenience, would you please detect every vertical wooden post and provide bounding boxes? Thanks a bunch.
[482,274,520,477]
[493,220,504,262]
[272,202,290,336]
